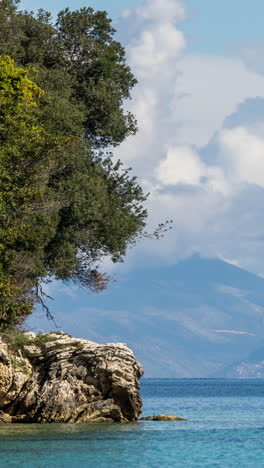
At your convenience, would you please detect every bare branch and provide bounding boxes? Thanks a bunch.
[35,282,59,328]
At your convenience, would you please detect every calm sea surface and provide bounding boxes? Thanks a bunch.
[1,379,264,467]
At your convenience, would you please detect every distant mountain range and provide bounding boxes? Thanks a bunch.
[219,346,264,378]
[28,255,264,377]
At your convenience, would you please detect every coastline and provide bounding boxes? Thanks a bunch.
[0,331,143,424]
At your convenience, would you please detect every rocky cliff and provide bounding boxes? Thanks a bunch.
[0,332,143,423]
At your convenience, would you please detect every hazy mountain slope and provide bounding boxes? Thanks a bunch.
[28,255,264,377]
[217,345,264,378]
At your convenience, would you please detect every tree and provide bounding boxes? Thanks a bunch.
[0,3,148,330]
[0,55,51,327]
[0,3,137,148]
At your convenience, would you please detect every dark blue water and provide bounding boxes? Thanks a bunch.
[1,379,264,467]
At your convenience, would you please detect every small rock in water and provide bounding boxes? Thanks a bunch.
[139,414,188,421]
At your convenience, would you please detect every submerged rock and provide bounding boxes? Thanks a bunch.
[140,414,188,421]
[0,332,143,423]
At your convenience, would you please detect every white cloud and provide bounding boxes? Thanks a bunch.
[116,0,264,173]
[174,56,264,146]
[217,257,241,268]
[113,1,264,276]
[121,8,132,19]
[154,145,228,194]
[217,127,264,187]
[240,42,264,76]
[136,0,186,22]
[209,330,256,336]
[155,146,204,186]
[129,24,185,78]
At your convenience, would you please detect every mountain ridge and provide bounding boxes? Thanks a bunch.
[28,255,264,377]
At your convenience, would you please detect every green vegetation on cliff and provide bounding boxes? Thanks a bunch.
[0,1,149,329]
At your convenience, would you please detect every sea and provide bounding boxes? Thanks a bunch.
[1,378,264,467]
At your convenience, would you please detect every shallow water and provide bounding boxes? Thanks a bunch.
[1,379,264,467]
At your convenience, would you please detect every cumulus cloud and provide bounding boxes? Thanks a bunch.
[240,41,264,76]
[109,0,264,275]
[135,0,186,22]
[129,24,185,78]
[155,146,204,186]
[217,127,264,187]
[174,56,264,146]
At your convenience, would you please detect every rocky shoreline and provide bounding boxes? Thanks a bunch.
[0,332,143,423]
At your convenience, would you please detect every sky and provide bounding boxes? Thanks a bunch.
[18,1,264,349]
[19,0,264,55]
[19,0,264,275]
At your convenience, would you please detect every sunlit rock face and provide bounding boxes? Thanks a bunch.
[0,332,143,423]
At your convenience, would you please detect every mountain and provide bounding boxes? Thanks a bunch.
[219,346,264,378]
[28,255,264,377]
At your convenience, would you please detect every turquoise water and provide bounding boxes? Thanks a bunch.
[1,379,264,467]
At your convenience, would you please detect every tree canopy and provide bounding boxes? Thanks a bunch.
[0,1,148,330]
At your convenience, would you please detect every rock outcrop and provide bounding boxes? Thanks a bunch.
[0,332,143,423]
[139,414,187,421]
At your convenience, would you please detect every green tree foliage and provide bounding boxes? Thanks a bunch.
[0,2,148,330]
[0,55,47,327]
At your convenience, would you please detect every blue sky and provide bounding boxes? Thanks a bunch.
[19,0,142,20]
[17,0,264,372]
[184,0,264,54]
[20,0,264,55]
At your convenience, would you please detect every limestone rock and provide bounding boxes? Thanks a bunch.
[140,414,188,421]
[0,332,143,423]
